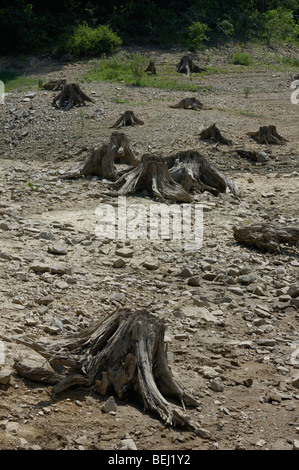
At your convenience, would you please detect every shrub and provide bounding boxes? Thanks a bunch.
[232,51,252,66]
[64,22,122,57]
[263,8,299,46]
[217,19,235,38]
[188,22,210,51]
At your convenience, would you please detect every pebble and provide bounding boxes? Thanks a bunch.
[209,377,224,392]
[101,396,117,413]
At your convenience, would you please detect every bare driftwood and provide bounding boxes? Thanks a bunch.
[235,149,270,163]
[169,97,203,110]
[145,61,157,74]
[14,309,200,431]
[247,125,287,145]
[233,223,299,253]
[166,150,238,197]
[111,110,144,128]
[61,132,138,180]
[43,79,66,91]
[110,154,192,203]
[199,123,232,146]
[52,83,94,111]
[176,56,206,77]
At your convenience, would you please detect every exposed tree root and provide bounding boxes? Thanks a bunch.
[247,125,287,145]
[52,83,94,111]
[166,150,238,197]
[14,309,200,431]
[111,110,144,128]
[110,154,192,203]
[169,97,203,110]
[61,132,138,180]
[233,223,299,253]
[176,56,206,77]
[43,79,66,91]
[199,123,233,145]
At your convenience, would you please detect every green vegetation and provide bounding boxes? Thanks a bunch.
[231,51,253,66]
[27,182,39,192]
[0,2,298,54]
[61,22,122,57]
[84,54,199,92]
[0,70,40,92]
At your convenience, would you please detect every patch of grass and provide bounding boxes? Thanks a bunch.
[231,52,253,66]
[0,70,41,92]
[217,107,267,119]
[84,54,200,92]
[280,55,299,68]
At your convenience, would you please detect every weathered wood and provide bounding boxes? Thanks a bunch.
[110,154,192,203]
[61,132,138,180]
[43,79,66,91]
[247,125,287,145]
[235,149,270,163]
[199,123,232,145]
[176,56,206,77]
[233,223,299,253]
[14,309,200,431]
[169,97,203,110]
[52,83,94,111]
[111,110,144,128]
[166,150,238,197]
[144,61,157,74]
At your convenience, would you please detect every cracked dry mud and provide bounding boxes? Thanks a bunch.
[0,48,298,451]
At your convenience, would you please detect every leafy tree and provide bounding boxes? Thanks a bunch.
[263,7,299,46]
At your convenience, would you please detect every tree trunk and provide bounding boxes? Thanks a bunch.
[14,309,200,431]
[247,125,287,145]
[199,123,232,145]
[233,223,299,253]
[111,110,144,128]
[52,83,94,111]
[110,154,192,203]
[166,150,238,197]
[61,132,138,180]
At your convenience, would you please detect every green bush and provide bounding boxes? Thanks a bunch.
[232,51,252,65]
[263,8,299,47]
[64,22,122,57]
[188,22,210,51]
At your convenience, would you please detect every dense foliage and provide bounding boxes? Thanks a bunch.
[0,0,298,54]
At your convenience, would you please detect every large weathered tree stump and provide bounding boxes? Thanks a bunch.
[166,150,238,197]
[144,61,157,74]
[111,110,144,128]
[14,309,200,431]
[233,223,299,253]
[199,123,232,145]
[169,97,203,110]
[247,125,287,145]
[43,79,66,91]
[110,154,192,203]
[176,56,206,77]
[52,83,94,111]
[61,132,138,180]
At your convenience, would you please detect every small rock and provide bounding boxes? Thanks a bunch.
[291,374,299,389]
[101,396,117,413]
[115,438,137,450]
[113,258,126,268]
[293,440,299,450]
[0,368,12,385]
[187,276,201,287]
[209,377,224,392]
[142,259,159,270]
[115,248,134,258]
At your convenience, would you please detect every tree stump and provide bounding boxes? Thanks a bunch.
[61,132,138,180]
[144,61,157,74]
[199,123,232,145]
[43,79,66,91]
[233,223,299,253]
[176,56,206,77]
[169,97,203,110]
[14,309,200,431]
[110,154,192,203]
[52,83,94,111]
[166,150,238,197]
[111,110,144,128]
[247,125,287,145]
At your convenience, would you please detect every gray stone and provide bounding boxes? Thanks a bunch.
[101,396,117,413]
[113,258,126,268]
[291,374,299,389]
[187,276,201,287]
[0,369,12,385]
[115,438,137,450]
[50,262,72,274]
[30,261,50,273]
[142,259,159,270]
[209,377,224,392]
[115,248,134,258]
[48,242,68,255]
